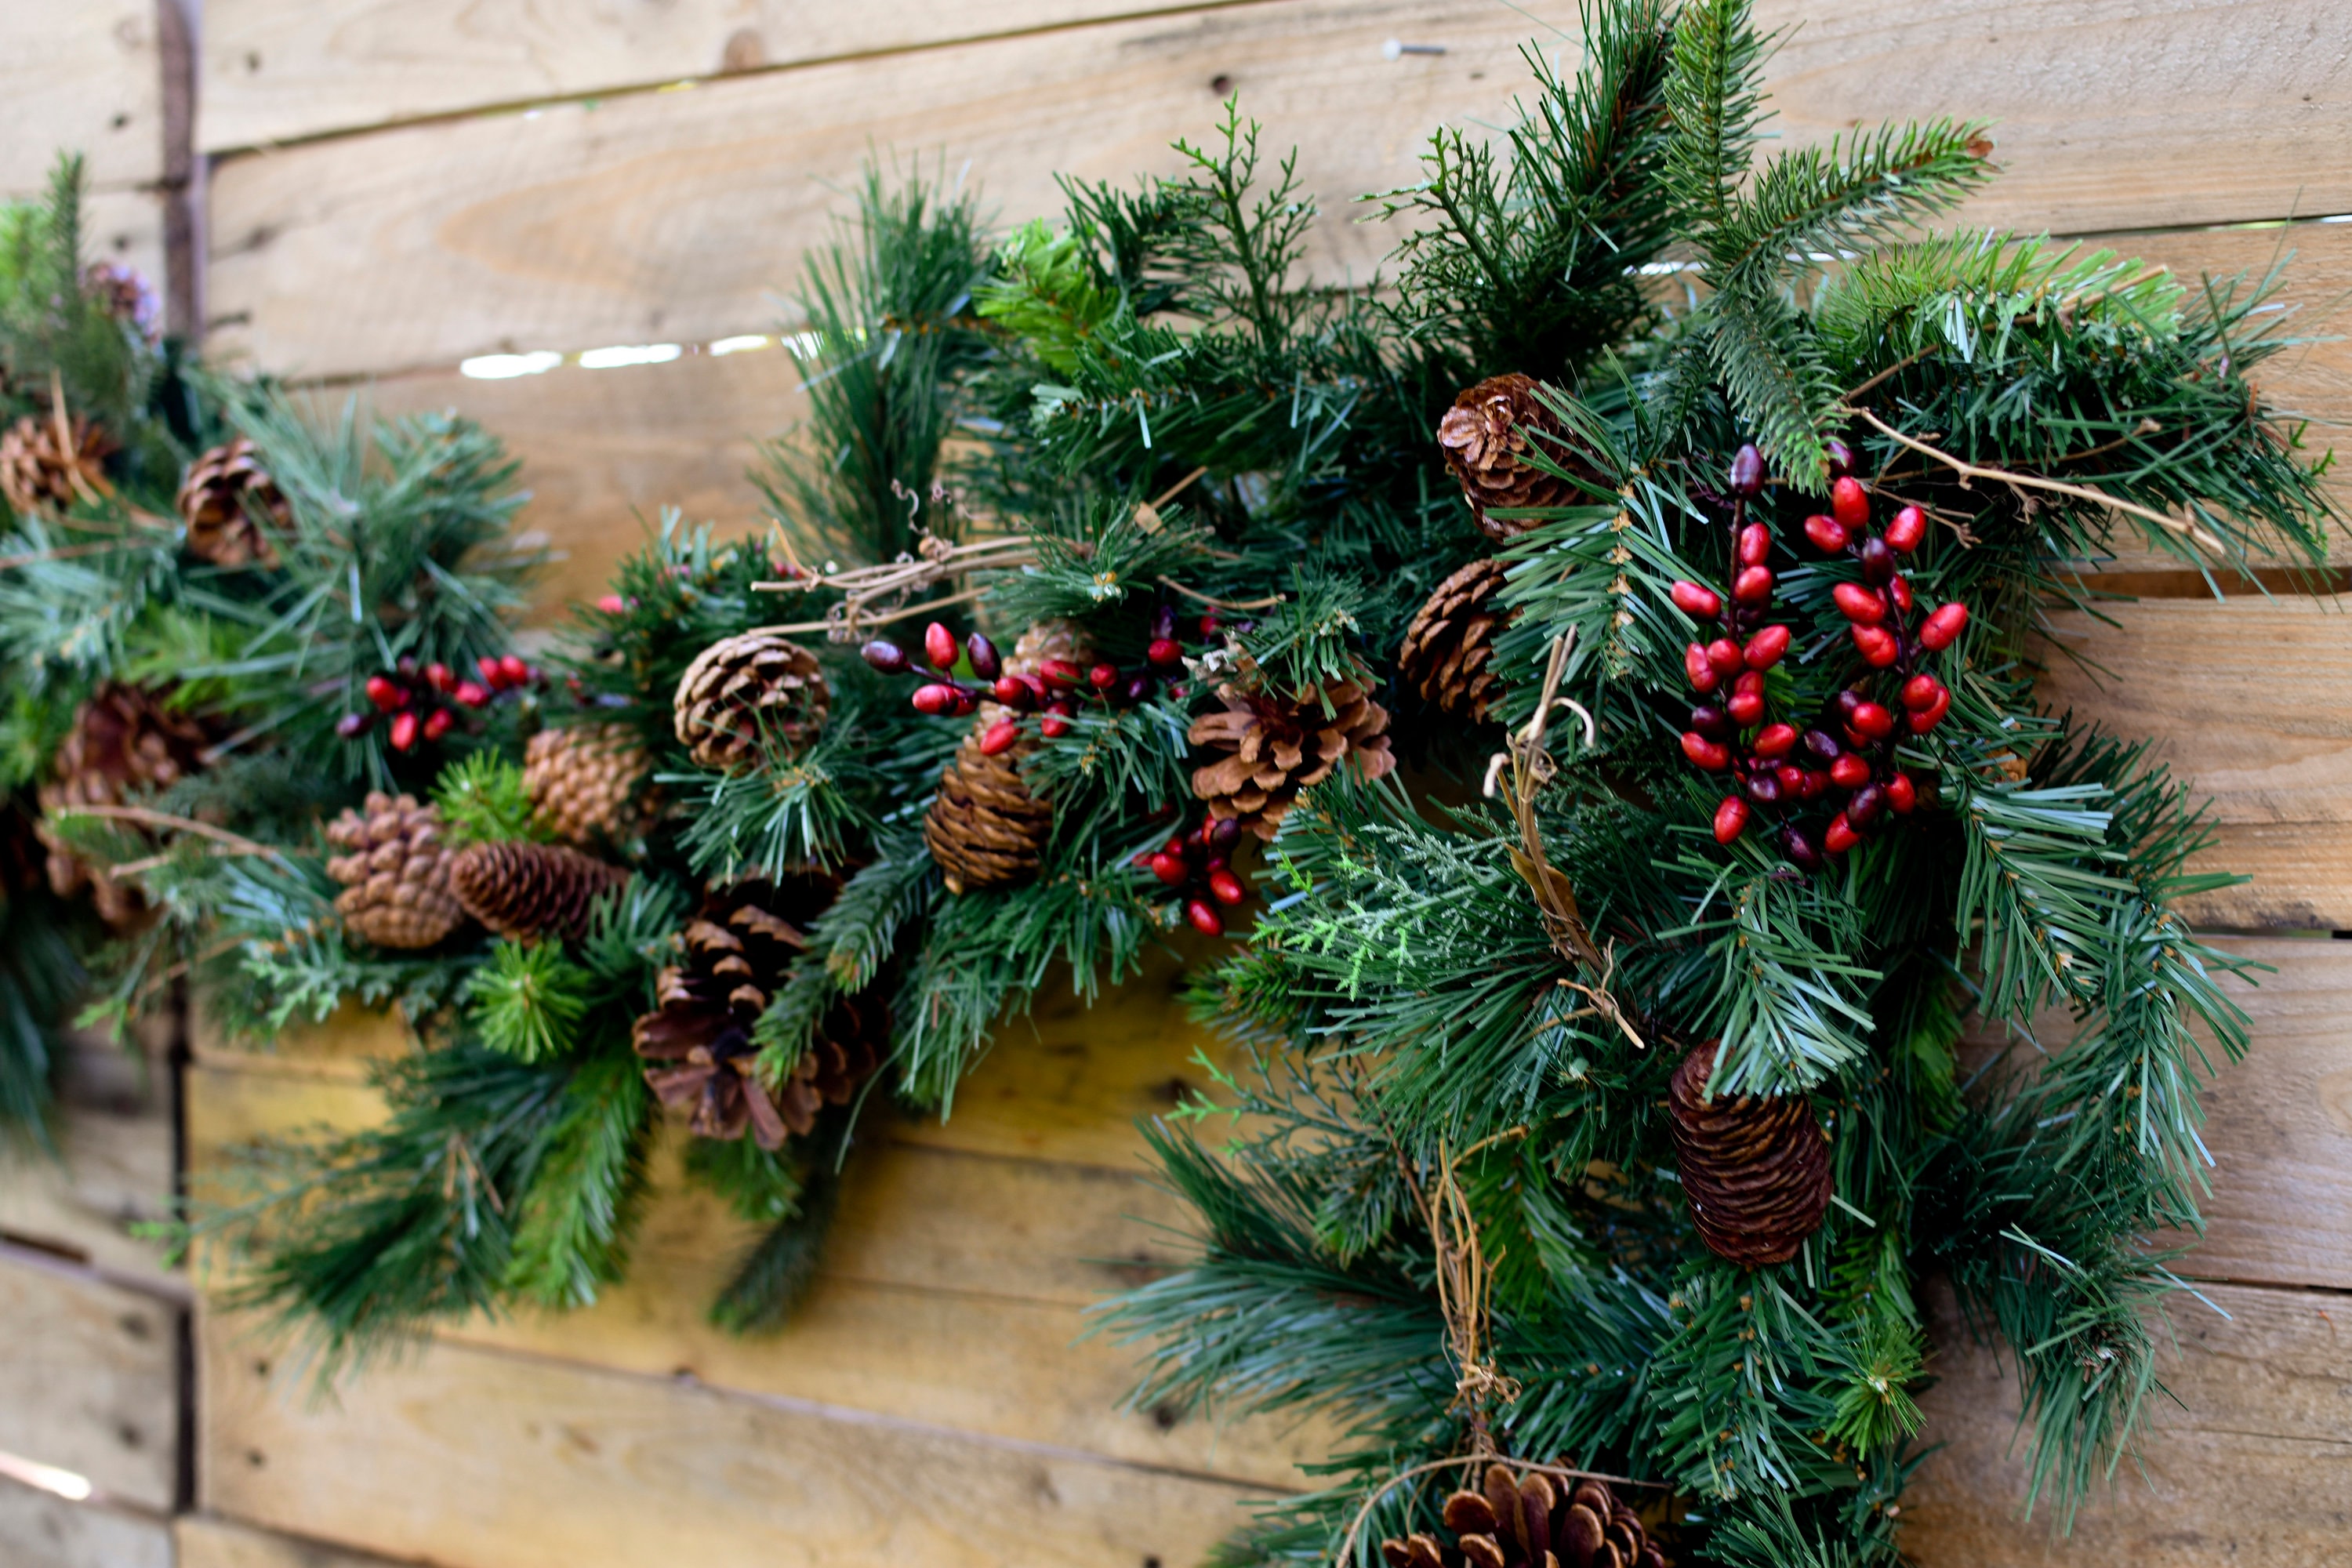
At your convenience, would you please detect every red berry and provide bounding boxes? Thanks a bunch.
[1713,796,1751,844]
[1150,851,1188,886]
[1207,816,1243,851]
[979,718,1021,756]
[1824,813,1860,855]
[1803,514,1849,554]
[1040,708,1072,739]
[1681,732,1732,771]
[1744,770,1781,806]
[454,680,490,707]
[862,639,911,674]
[993,675,1036,710]
[1727,691,1764,727]
[1123,673,1156,705]
[422,708,453,742]
[924,622,959,670]
[1830,753,1873,789]
[1884,506,1927,554]
[1706,639,1746,677]
[1728,443,1766,497]
[1671,580,1722,618]
[1886,772,1918,814]
[477,655,503,687]
[1742,624,1790,670]
[1087,662,1120,691]
[1776,763,1806,797]
[1039,658,1082,688]
[1889,574,1913,613]
[597,593,627,614]
[1147,637,1183,667]
[388,711,419,752]
[1851,624,1900,667]
[966,633,1002,681]
[425,662,454,694]
[1753,722,1798,759]
[1907,687,1953,733]
[1850,701,1896,739]
[1685,643,1720,693]
[1798,770,1830,800]
[1208,868,1246,906]
[950,687,981,717]
[1900,673,1942,710]
[1846,782,1888,829]
[1198,612,1220,639]
[1731,564,1774,605]
[365,674,405,713]
[1832,583,1886,625]
[911,683,957,715]
[498,654,531,688]
[1824,437,1857,481]
[1831,476,1871,531]
[1737,521,1773,568]
[1186,898,1225,938]
[1918,601,1969,651]
[334,712,369,739]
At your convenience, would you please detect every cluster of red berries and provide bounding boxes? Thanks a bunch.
[1804,472,1965,721]
[862,604,1196,757]
[1132,814,1247,936]
[338,653,541,751]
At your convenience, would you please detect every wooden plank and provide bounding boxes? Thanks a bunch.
[199,0,1254,154]
[0,2,169,195]
[0,1032,180,1293]
[0,1480,172,1568]
[198,1308,1262,1568]
[1904,1278,2352,1566]
[180,1512,416,1568]
[0,1256,181,1513]
[2036,596,2352,929]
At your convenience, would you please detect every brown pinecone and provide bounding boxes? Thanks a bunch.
[1668,1040,1832,1268]
[1383,1465,1665,1568]
[923,619,1083,895]
[177,436,292,568]
[632,876,884,1148]
[524,724,652,847]
[324,792,467,949]
[0,411,115,515]
[1398,558,1515,721]
[36,681,212,927]
[1436,373,1599,542]
[84,260,158,339]
[448,840,630,944]
[673,630,829,772]
[1189,676,1396,840]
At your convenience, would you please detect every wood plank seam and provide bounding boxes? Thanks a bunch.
[0,1234,193,1312]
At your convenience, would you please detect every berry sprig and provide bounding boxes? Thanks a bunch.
[339,653,540,752]
[861,604,1195,755]
[1132,813,1247,936]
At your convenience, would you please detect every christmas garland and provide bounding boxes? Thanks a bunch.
[3,2,2340,1563]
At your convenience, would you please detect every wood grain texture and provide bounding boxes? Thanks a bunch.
[180,1512,419,1568]
[198,1308,1263,1568]
[0,1482,172,1568]
[0,1035,180,1292]
[0,2,168,194]
[0,1258,181,1512]
[200,0,1254,153]
[1904,1278,2352,1566]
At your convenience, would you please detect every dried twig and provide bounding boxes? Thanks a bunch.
[1155,575,1286,612]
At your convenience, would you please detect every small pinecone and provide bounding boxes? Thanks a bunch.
[673,630,829,772]
[1189,677,1396,840]
[177,436,292,568]
[632,876,884,1149]
[1398,558,1515,721]
[524,724,652,847]
[1437,373,1597,542]
[1668,1040,1832,1268]
[1383,1464,1664,1568]
[324,793,466,950]
[36,681,212,927]
[84,260,158,340]
[923,619,1083,895]
[448,840,630,944]
[0,412,115,515]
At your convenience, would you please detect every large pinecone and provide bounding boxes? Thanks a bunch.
[448,840,630,943]
[1437,373,1598,542]
[1,412,115,515]
[1668,1040,1832,1268]
[324,793,467,950]
[177,436,292,568]
[1399,558,1515,721]
[1384,1465,1664,1568]
[673,630,829,772]
[1189,677,1396,840]
[524,724,652,847]
[924,619,1082,895]
[36,681,211,927]
[632,876,884,1148]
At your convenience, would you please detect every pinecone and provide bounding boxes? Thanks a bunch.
[923,619,1083,895]
[1189,676,1396,840]
[0,411,115,515]
[176,436,292,568]
[1668,1040,1832,1268]
[1382,1465,1665,1568]
[448,840,630,944]
[36,681,211,927]
[324,792,467,950]
[524,724,652,847]
[673,630,829,772]
[84,260,158,340]
[632,876,885,1149]
[1399,558,1515,721]
[1436,373,1598,542]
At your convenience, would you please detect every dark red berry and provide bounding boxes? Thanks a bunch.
[1850,702,1896,739]
[1831,476,1870,531]
[910,683,957,715]
[1901,673,1942,710]
[1039,658,1083,688]
[1737,522,1772,568]
[422,708,454,742]
[1731,564,1774,605]
[1851,624,1900,667]
[1207,816,1243,851]
[1706,639,1745,677]
[1907,687,1953,733]
[1857,535,1894,586]
[1714,795,1752,843]
[1886,772,1918,814]
[1686,643,1722,693]
[1186,898,1225,938]
[1208,868,1246,906]
[1728,444,1766,498]
[924,622,959,670]
[1147,637,1183,667]
[1150,851,1187,886]
[396,655,418,678]
[1087,662,1120,691]
[425,662,454,694]
[1824,813,1860,854]
[862,639,911,674]
[1690,703,1733,739]
[1823,437,1856,481]
[1682,733,1732,771]
[993,675,1036,710]
[1040,706,1073,739]
[1744,770,1780,807]
[1803,514,1849,554]
[1802,728,1842,765]
[1884,506,1926,554]
[979,718,1021,756]
[1830,753,1873,789]
[1151,603,1179,643]
[1752,722,1798,759]
[966,633,1001,681]
[1832,583,1886,625]
[365,674,405,713]
[1780,823,1824,871]
[498,654,531,688]
[1742,625,1790,670]
[1918,601,1969,651]
[335,712,369,739]
[1889,574,1913,613]
[1671,580,1722,618]
[1846,782,1887,829]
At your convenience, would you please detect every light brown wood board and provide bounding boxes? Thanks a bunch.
[0,1255,181,1512]
[180,1512,422,1568]
[205,0,2352,379]
[1900,1276,2352,1566]
[0,1479,172,1568]
[0,2,170,195]
[0,1032,182,1295]
[196,1304,1265,1568]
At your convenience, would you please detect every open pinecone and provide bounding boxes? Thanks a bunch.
[448,840,630,943]
[36,681,212,927]
[1668,1040,1832,1267]
[632,876,884,1148]
[84,260,158,339]
[673,630,829,772]
[1,411,115,515]
[524,724,652,847]
[1189,676,1396,840]
[177,436,292,568]
[924,619,1083,895]
[1399,558,1515,721]
[1437,373,1599,542]
[325,793,467,949]
[1384,1465,1664,1568]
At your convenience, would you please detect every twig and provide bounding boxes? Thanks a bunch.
[750,586,991,637]
[1133,464,1210,534]
[1838,349,1932,406]
[54,804,288,862]
[1156,575,1287,612]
